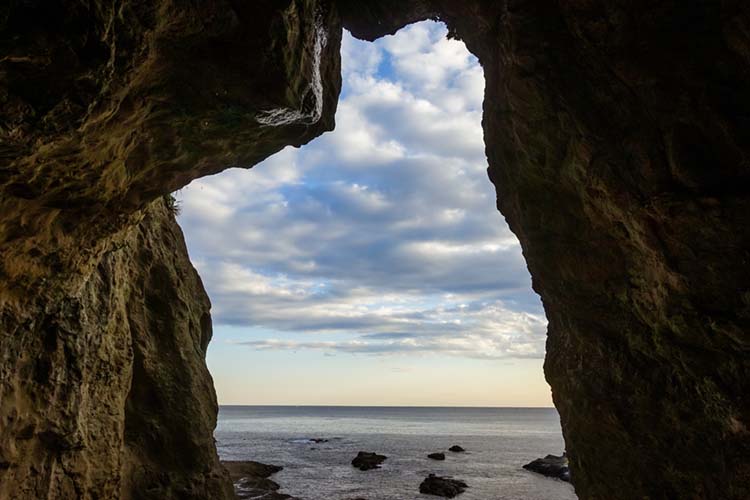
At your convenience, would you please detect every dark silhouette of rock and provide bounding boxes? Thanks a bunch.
[448,445,465,453]
[310,438,329,443]
[351,451,387,471]
[428,452,446,460]
[523,454,571,482]
[223,461,283,479]
[222,461,299,500]
[337,3,750,500]
[419,474,468,498]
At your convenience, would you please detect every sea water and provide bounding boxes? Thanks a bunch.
[215,406,577,500]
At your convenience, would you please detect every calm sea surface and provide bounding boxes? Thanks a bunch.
[215,406,577,500]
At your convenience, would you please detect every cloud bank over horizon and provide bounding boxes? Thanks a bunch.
[177,21,547,364]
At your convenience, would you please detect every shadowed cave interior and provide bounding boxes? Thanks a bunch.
[0,1,748,500]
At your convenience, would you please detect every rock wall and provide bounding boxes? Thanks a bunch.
[0,200,234,499]
[1,0,340,498]
[0,0,341,296]
[339,1,750,498]
[1,0,749,499]
[481,3,750,498]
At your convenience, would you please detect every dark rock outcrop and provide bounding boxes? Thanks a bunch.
[448,445,465,453]
[1,1,749,499]
[351,451,387,471]
[419,474,468,498]
[428,452,446,460]
[523,454,571,482]
[223,461,284,480]
[222,461,298,500]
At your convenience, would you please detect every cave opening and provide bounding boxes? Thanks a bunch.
[2,1,747,499]
[176,20,573,499]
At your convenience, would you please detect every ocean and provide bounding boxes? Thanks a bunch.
[215,406,578,500]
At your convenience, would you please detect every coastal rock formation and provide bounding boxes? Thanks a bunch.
[222,461,298,500]
[428,452,446,460]
[0,1,340,498]
[448,446,465,453]
[1,1,749,500]
[0,199,235,500]
[419,474,468,498]
[338,1,750,499]
[523,454,571,482]
[351,451,387,471]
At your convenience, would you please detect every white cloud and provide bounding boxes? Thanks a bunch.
[341,32,383,78]
[177,21,545,361]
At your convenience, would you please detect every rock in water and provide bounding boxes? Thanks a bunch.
[522,454,571,482]
[351,451,387,471]
[448,445,465,453]
[428,452,446,460]
[222,461,298,500]
[223,460,283,479]
[419,474,468,498]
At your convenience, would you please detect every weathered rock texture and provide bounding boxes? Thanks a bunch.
[0,200,234,499]
[0,0,341,295]
[1,0,340,498]
[338,1,750,498]
[1,0,749,499]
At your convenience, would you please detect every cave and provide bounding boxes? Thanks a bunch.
[1,1,748,499]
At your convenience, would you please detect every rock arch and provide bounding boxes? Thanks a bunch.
[0,1,748,499]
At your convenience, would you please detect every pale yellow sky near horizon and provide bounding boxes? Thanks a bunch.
[207,338,554,407]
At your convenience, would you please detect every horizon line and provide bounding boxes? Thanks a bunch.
[218,404,556,409]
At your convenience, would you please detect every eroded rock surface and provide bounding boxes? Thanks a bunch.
[0,200,234,499]
[338,1,750,498]
[1,1,340,499]
[0,0,341,295]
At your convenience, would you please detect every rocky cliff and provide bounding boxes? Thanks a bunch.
[1,200,234,499]
[1,0,340,498]
[1,0,749,499]
[339,1,750,498]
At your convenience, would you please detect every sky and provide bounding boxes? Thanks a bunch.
[177,21,552,407]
